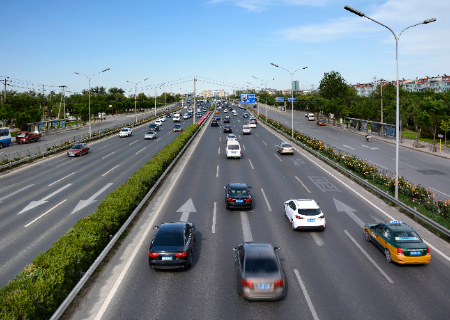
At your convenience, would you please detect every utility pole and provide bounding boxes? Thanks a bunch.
[58,85,67,120]
[0,76,9,107]
[193,78,196,124]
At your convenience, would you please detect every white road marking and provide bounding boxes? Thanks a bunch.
[294,269,320,320]
[242,144,246,150]
[218,147,220,155]
[71,183,113,214]
[136,147,146,155]
[295,176,311,193]
[366,160,388,170]
[0,184,34,202]
[274,154,283,162]
[102,165,119,177]
[129,140,138,145]
[219,137,221,142]
[216,165,219,178]
[344,230,394,283]
[24,199,67,227]
[255,133,259,137]
[18,184,72,214]
[343,145,355,150]
[248,159,254,169]
[102,151,115,160]
[97,145,108,150]
[56,161,70,168]
[212,202,217,234]
[48,172,76,186]
[261,188,272,211]
[240,212,253,242]
[262,140,267,146]
[310,233,324,246]
[430,188,450,199]
[177,198,197,222]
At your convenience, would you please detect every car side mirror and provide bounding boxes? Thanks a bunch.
[274,247,281,251]
[224,186,227,189]
[233,247,237,252]
[153,226,159,230]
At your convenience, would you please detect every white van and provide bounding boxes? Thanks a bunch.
[173,114,181,122]
[226,141,241,159]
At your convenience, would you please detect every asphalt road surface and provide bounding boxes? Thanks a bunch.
[67,104,450,320]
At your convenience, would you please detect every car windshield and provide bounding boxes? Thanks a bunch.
[393,231,422,243]
[71,145,81,149]
[17,133,27,137]
[153,232,184,247]
[245,258,278,273]
[298,208,321,216]
[146,131,154,134]
[121,129,128,131]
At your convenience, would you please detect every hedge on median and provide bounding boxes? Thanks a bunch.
[0,123,200,320]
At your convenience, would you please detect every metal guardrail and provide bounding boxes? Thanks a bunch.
[49,109,212,320]
[248,108,450,239]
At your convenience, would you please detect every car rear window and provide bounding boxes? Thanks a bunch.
[393,231,422,243]
[282,144,292,148]
[230,187,247,195]
[245,258,278,273]
[228,145,240,150]
[153,232,184,247]
[298,208,321,216]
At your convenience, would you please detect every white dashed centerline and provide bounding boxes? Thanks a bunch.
[25,199,67,228]
[102,165,119,177]
[294,269,320,320]
[261,188,272,211]
[248,159,254,169]
[216,165,219,178]
[212,202,217,234]
[274,154,283,162]
[48,172,76,187]
[136,147,146,155]
[262,140,267,146]
[102,151,115,160]
[295,176,311,193]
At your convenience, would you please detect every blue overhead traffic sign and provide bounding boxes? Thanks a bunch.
[275,97,284,102]
[240,94,255,103]
[287,97,296,102]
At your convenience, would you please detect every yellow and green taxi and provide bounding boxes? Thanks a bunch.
[317,119,326,126]
[173,124,182,132]
[364,220,430,264]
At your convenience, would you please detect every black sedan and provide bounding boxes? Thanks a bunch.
[224,118,230,123]
[223,125,232,133]
[148,222,196,269]
[225,183,253,210]
[211,119,219,127]
[234,243,285,301]
[149,123,160,131]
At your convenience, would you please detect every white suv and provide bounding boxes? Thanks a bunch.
[284,199,326,231]
[226,141,241,159]
[119,128,132,137]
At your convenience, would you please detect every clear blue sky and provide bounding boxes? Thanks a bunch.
[1,0,448,96]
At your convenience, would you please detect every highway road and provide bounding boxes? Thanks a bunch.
[67,104,450,320]
[256,104,450,201]
[0,104,205,287]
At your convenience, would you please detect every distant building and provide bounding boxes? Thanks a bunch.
[293,81,299,91]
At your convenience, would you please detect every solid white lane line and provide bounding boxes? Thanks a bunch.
[344,230,394,283]
[216,165,219,178]
[240,212,253,242]
[261,188,272,212]
[218,147,220,155]
[262,140,267,146]
[102,165,119,177]
[0,184,34,202]
[248,159,254,169]
[212,202,217,234]
[294,269,320,320]
[295,176,311,193]
[102,151,115,160]
[136,147,146,155]
[310,233,324,246]
[48,172,76,186]
[25,199,67,228]
[274,154,283,162]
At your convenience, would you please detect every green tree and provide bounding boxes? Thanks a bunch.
[318,71,349,100]
[441,116,450,143]
[419,97,447,151]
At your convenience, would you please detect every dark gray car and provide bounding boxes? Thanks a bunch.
[234,243,285,301]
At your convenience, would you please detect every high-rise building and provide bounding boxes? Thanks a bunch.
[292,80,299,91]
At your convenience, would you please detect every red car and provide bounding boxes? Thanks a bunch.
[67,143,89,157]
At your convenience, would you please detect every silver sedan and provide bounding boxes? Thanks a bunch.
[276,142,294,154]
[144,130,157,140]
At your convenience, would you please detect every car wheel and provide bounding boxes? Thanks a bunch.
[385,249,392,263]
[364,230,371,242]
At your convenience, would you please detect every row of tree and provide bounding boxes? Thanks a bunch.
[235,71,450,146]
[0,87,181,130]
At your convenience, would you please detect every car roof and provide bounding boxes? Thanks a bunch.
[385,221,414,231]
[243,243,275,258]
[229,183,248,188]
[292,199,319,209]
[158,222,186,234]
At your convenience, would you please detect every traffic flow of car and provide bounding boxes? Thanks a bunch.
[284,199,326,231]
[144,130,157,140]
[67,143,89,157]
[225,183,252,209]
[276,142,294,154]
[119,128,132,137]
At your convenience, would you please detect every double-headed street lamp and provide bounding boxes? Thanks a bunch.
[253,76,275,117]
[344,5,436,200]
[127,78,148,123]
[74,68,110,138]
[270,63,307,138]
[155,83,165,117]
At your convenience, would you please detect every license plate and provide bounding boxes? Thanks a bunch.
[236,200,243,203]
[257,283,270,291]
[70,153,74,155]
[232,152,236,154]
[410,251,421,256]
[162,256,173,260]
[307,219,315,222]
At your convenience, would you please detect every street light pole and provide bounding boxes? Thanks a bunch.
[127,78,148,123]
[344,5,436,200]
[253,76,275,117]
[270,63,307,139]
[74,68,110,138]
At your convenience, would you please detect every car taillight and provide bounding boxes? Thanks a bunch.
[175,252,187,257]
[245,198,252,202]
[227,198,234,202]
[274,279,284,288]
[241,279,253,288]
[397,248,404,256]
[149,252,159,257]
[295,215,304,219]
[319,215,324,219]
[426,247,430,255]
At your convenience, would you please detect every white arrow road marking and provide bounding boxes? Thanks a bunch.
[0,184,34,203]
[343,145,355,150]
[240,212,253,242]
[18,184,72,214]
[177,198,197,222]
[71,183,113,214]
[333,198,364,228]
[25,199,67,227]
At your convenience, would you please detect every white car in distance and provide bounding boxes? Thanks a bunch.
[119,128,132,137]
[155,120,163,127]
[226,134,238,144]
[242,125,251,135]
[284,199,326,231]
[226,141,241,159]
